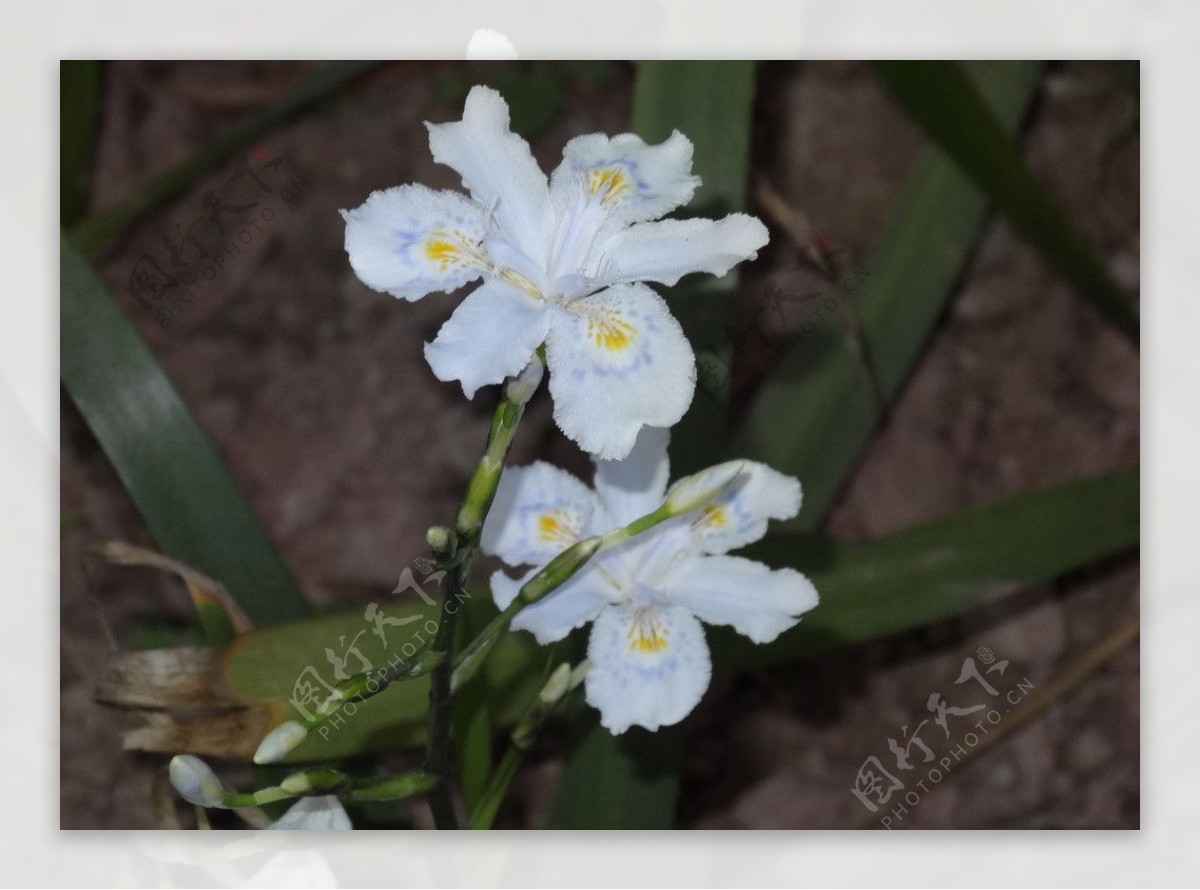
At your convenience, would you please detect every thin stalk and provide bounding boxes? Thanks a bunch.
[467,747,522,830]
[218,767,435,809]
[467,662,586,829]
[424,358,540,829]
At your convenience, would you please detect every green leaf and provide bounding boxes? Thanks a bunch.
[60,60,103,226]
[453,687,493,814]
[721,466,1139,668]
[872,60,1138,341]
[549,714,682,829]
[632,61,755,214]
[452,602,495,813]
[551,61,758,828]
[224,595,540,763]
[435,62,567,139]
[69,61,379,259]
[733,60,1046,531]
[61,234,308,624]
[101,591,543,763]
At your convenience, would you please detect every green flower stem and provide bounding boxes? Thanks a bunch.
[221,786,295,809]
[218,767,435,809]
[450,503,674,693]
[467,662,586,829]
[221,767,348,808]
[465,747,522,830]
[424,357,541,830]
[449,596,525,695]
[346,770,438,803]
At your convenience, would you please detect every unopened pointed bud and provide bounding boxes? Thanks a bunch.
[253,720,308,765]
[568,660,590,690]
[169,755,226,808]
[664,460,746,516]
[537,663,574,706]
[519,536,602,603]
[505,353,545,407]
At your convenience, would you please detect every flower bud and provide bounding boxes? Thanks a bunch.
[169,755,226,808]
[519,536,602,603]
[504,353,545,407]
[664,461,745,516]
[425,525,456,554]
[537,663,574,706]
[253,720,308,765]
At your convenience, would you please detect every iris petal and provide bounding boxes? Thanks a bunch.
[584,602,711,734]
[546,283,695,460]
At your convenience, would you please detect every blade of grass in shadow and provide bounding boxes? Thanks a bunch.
[550,61,757,829]
[720,466,1139,668]
[69,61,379,259]
[61,233,308,624]
[872,60,1138,341]
[732,61,1046,532]
[60,60,103,226]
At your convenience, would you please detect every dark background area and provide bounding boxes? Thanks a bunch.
[60,61,1139,828]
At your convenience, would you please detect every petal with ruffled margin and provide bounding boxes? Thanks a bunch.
[341,184,487,301]
[268,796,352,830]
[490,565,611,645]
[671,460,801,554]
[585,602,712,734]
[424,279,551,399]
[551,130,700,225]
[426,85,551,264]
[661,555,818,644]
[593,213,769,288]
[481,461,599,567]
[593,426,671,527]
[546,283,695,461]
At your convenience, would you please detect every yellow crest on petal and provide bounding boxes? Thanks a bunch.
[588,166,632,204]
[537,510,579,545]
[628,609,669,653]
[423,231,482,270]
[585,308,637,352]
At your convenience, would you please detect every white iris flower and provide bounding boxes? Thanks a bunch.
[481,428,818,733]
[342,86,769,459]
[266,796,352,831]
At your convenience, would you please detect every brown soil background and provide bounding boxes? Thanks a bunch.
[60,61,1139,829]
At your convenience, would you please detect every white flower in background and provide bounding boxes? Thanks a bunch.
[267,796,352,831]
[342,85,769,459]
[481,428,818,733]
